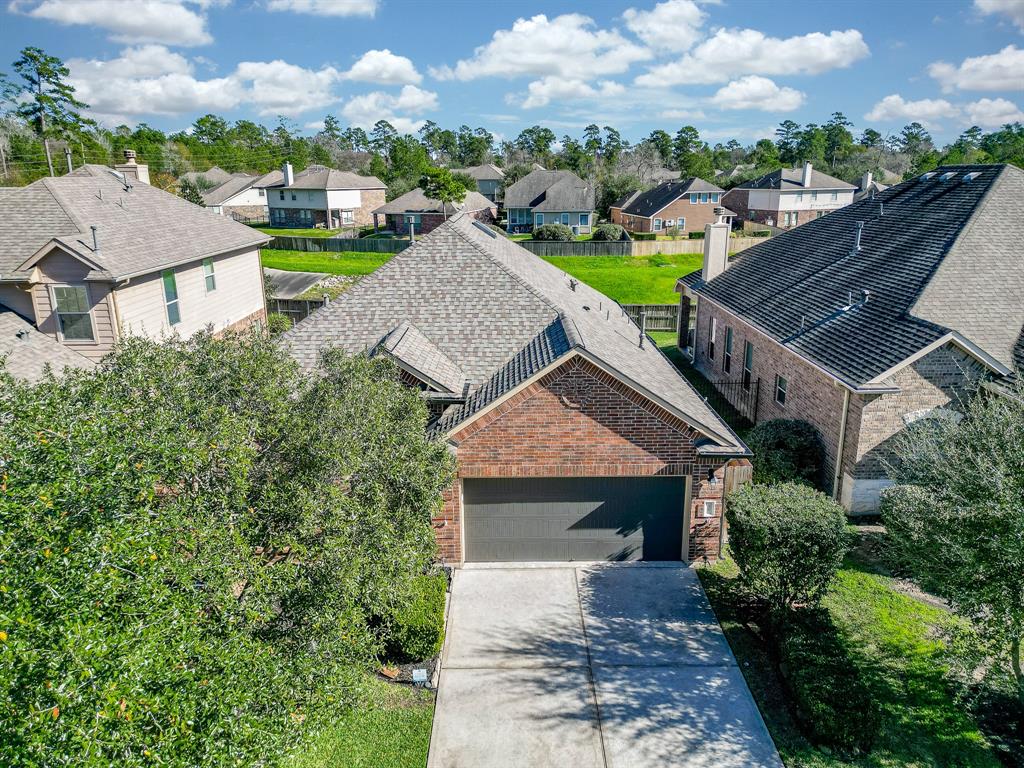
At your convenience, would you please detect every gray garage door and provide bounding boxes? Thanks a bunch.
[463,477,686,563]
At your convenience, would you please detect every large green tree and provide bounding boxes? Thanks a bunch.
[0,47,93,139]
[419,166,468,218]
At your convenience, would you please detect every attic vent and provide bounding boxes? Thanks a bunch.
[939,171,956,181]
[472,221,497,238]
[920,172,936,180]
[963,171,981,182]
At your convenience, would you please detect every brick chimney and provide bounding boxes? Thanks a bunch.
[801,161,813,188]
[282,162,294,187]
[860,171,873,191]
[701,208,730,283]
[114,149,150,184]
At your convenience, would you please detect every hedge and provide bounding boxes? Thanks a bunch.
[383,571,448,662]
[745,419,826,488]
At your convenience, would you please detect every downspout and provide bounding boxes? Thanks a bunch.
[832,387,851,502]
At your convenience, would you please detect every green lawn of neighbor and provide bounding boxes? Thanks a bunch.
[261,248,391,276]
[544,253,702,304]
[287,675,434,768]
[256,227,346,238]
[699,553,999,768]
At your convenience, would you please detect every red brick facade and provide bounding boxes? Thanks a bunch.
[432,354,744,564]
[611,197,722,236]
[384,206,496,236]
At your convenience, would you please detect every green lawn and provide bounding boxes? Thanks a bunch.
[261,248,391,276]
[544,253,702,304]
[256,227,346,238]
[287,675,434,768]
[698,552,999,768]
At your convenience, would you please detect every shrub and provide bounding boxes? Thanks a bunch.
[631,231,657,241]
[532,223,575,241]
[779,609,881,755]
[383,571,448,662]
[591,222,624,241]
[267,311,293,336]
[687,230,705,239]
[726,483,851,619]
[745,419,826,488]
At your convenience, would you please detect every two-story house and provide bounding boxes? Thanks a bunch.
[450,163,504,202]
[677,164,1024,513]
[610,178,730,236]
[0,153,270,382]
[503,169,595,235]
[723,162,855,229]
[259,163,386,229]
[201,174,268,220]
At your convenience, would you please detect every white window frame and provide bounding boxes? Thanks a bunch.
[701,500,717,518]
[258,189,265,197]
[699,192,709,204]
[811,191,819,201]
[202,258,216,294]
[560,213,570,226]
[677,217,685,230]
[535,213,544,226]
[653,218,663,231]
[831,191,838,201]
[689,193,698,204]
[162,269,181,327]
[579,212,590,226]
[707,316,717,360]
[775,374,788,406]
[723,327,733,373]
[742,341,754,392]
[711,192,720,203]
[796,192,804,202]
[49,283,95,343]
[341,210,354,224]
[278,190,284,200]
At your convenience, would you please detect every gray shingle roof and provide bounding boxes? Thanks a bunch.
[180,166,233,187]
[620,178,724,218]
[686,164,1024,388]
[0,307,94,383]
[733,166,856,191]
[201,174,259,206]
[373,188,495,216]
[280,212,743,449]
[0,165,270,281]
[377,320,467,393]
[503,170,595,212]
[451,163,504,181]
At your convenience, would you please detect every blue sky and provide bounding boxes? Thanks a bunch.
[2,0,1022,145]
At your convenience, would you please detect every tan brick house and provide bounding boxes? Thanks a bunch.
[372,188,497,236]
[281,213,749,565]
[723,162,855,230]
[678,164,1024,513]
[610,178,730,235]
[258,162,385,229]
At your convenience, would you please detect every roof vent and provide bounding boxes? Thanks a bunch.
[15,328,29,340]
[963,171,981,182]
[920,172,936,180]
[939,171,956,181]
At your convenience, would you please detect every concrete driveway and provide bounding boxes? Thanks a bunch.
[428,564,783,768]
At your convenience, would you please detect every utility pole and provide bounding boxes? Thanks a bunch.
[0,142,7,179]
[43,138,54,177]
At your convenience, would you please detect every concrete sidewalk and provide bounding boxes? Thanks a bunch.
[427,564,783,768]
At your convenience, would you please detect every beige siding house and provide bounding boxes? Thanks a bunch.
[0,153,270,380]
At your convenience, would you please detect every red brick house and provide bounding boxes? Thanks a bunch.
[372,188,497,236]
[281,213,749,565]
[723,162,855,230]
[678,164,1024,513]
[610,178,730,235]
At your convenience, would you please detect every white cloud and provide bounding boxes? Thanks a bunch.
[342,49,421,85]
[964,97,1024,127]
[341,85,439,133]
[266,0,377,17]
[709,75,805,111]
[622,0,707,52]
[974,0,1024,30]
[431,13,650,81]
[658,108,707,120]
[636,27,869,86]
[928,45,1024,92]
[864,94,960,128]
[9,0,213,46]
[516,77,625,109]
[234,60,341,116]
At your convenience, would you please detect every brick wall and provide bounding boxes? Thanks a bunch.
[436,355,737,564]
[355,189,387,227]
[387,206,496,236]
[222,204,268,220]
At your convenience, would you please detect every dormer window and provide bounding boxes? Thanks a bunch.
[963,171,981,181]
[939,172,956,181]
[920,172,937,180]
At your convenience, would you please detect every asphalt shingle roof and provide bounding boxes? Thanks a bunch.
[0,307,94,383]
[620,178,724,218]
[280,213,743,449]
[451,163,504,181]
[503,170,595,212]
[378,320,467,394]
[0,165,270,281]
[686,164,1024,388]
[733,166,856,191]
[373,188,495,216]
[201,174,259,205]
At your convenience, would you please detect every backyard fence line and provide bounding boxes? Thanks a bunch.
[628,236,767,256]
[268,236,409,253]
[267,297,325,323]
[620,303,679,333]
[518,240,632,257]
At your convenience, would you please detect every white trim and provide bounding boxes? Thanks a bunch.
[48,283,97,344]
[864,331,1010,384]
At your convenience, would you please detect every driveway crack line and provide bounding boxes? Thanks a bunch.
[574,567,610,768]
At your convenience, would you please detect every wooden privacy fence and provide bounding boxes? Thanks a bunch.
[629,236,767,256]
[518,240,631,257]
[268,297,326,323]
[268,236,409,254]
[621,304,679,333]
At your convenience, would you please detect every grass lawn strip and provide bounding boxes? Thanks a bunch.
[544,253,702,304]
[698,557,999,768]
[287,674,434,768]
[256,227,346,238]
[261,249,390,276]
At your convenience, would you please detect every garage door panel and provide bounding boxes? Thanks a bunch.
[464,477,684,563]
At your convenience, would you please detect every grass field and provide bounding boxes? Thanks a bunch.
[287,676,434,768]
[699,553,999,768]
[545,253,702,304]
[256,227,345,238]
[261,249,391,276]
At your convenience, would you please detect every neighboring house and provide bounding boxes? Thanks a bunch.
[715,164,754,182]
[258,163,386,229]
[610,178,730,235]
[645,166,681,185]
[281,212,749,565]
[723,162,856,229]
[853,171,890,203]
[0,154,270,381]
[677,164,1024,514]
[503,169,595,234]
[372,188,497,235]
[180,165,233,188]
[201,174,268,220]
[450,163,504,202]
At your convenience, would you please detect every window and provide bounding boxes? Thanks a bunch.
[742,341,754,391]
[51,285,94,341]
[677,217,685,230]
[784,211,798,227]
[775,375,788,406]
[830,191,838,201]
[707,317,717,360]
[811,191,819,201]
[747,210,756,220]
[723,327,733,373]
[307,191,313,201]
[535,213,544,226]
[278,191,284,200]
[653,218,663,231]
[341,210,354,224]
[291,193,297,201]
[699,192,709,203]
[710,192,720,203]
[579,213,590,226]
[689,193,698,204]
[561,213,570,226]
[701,500,716,518]
[258,189,265,197]
[202,258,216,293]
[162,269,181,326]
[796,192,804,202]
[404,213,422,225]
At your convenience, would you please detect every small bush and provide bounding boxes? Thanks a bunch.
[746,419,826,488]
[267,312,293,336]
[687,230,705,239]
[532,223,575,241]
[726,483,851,617]
[383,571,447,662]
[632,231,657,241]
[779,609,881,755]
[591,222,624,241]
